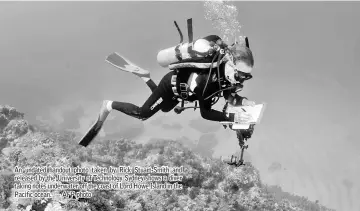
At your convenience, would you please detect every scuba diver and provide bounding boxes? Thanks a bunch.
[99,34,255,126]
[79,19,258,163]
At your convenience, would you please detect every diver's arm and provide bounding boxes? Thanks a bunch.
[194,87,231,122]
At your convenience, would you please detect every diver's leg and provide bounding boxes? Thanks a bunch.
[98,68,176,122]
[108,86,170,121]
[160,99,179,112]
[145,79,157,93]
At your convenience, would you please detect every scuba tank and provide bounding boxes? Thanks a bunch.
[156,18,250,71]
[157,38,214,68]
[156,19,227,69]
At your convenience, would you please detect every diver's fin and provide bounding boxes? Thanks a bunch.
[78,101,110,147]
[78,118,102,147]
[105,52,150,78]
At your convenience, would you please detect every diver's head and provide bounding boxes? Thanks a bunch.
[224,46,254,86]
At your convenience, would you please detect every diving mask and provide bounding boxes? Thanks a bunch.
[225,60,253,85]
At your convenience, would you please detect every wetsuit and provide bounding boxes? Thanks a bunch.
[111,62,247,122]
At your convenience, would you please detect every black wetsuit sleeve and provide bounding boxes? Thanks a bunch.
[193,86,230,122]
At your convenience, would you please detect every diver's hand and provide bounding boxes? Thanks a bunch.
[242,99,255,106]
